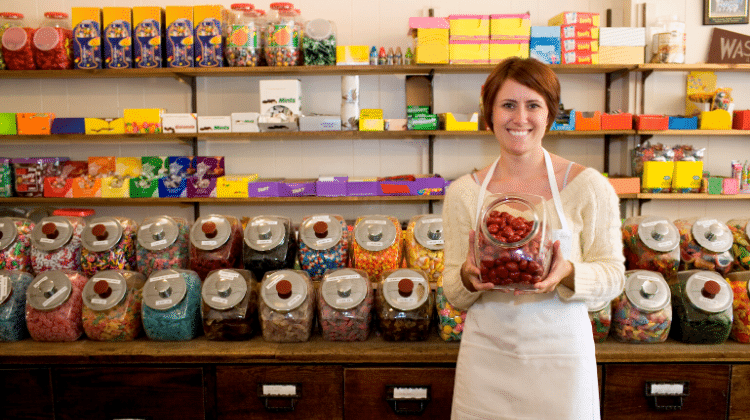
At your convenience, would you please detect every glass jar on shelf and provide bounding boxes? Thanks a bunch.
[0,270,34,341]
[82,270,146,341]
[376,268,433,341]
[259,269,314,342]
[189,215,244,281]
[671,270,733,344]
[80,216,138,277]
[674,216,734,276]
[201,268,258,341]
[136,215,190,278]
[351,215,403,281]
[727,217,750,271]
[728,271,750,343]
[32,11,74,69]
[25,270,87,342]
[264,2,302,66]
[317,268,373,341]
[611,270,672,343]
[302,18,336,65]
[141,269,202,341]
[297,214,348,282]
[0,216,34,272]
[622,215,680,284]
[0,12,35,70]
[224,3,264,67]
[587,299,612,343]
[30,215,85,274]
[243,215,297,283]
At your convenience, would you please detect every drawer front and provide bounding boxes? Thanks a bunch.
[54,367,205,420]
[344,367,455,420]
[730,364,750,419]
[0,368,54,420]
[216,365,343,420]
[603,364,729,419]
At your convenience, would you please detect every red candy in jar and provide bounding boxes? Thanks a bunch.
[30,215,85,274]
[189,214,244,281]
[0,12,35,70]
[0,217,35,272]
[32,12,74,70]
[674,217,735,276]
[351,215,403,282]
[622,215,680,283]
[26,270,87,342]
[80,216,138,277]
[475,193,552,291]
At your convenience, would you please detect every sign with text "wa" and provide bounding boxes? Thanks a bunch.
[708,28,750,64]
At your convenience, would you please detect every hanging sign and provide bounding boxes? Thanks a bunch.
[707,28,750,64]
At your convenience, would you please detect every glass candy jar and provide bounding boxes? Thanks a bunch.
[351,215,402,281]
[0,12,35,70]
[80,216,138,276]
[201,268,258,341]
[297,214,348,281]
[189,215,244,280]
[243,215,297,283]
[674,217,734,276]
[264,2,302,66]
[136,215,190,278]
[376,268,433,341]
[259,269,314,342]
[611,270,672,343]
[405,214,444,284]
[622,215,680,283]
[0,217,34,272]
[671,270,733,344]
[82,270,145,341]
[727,218,750,271]
[587,299,612,343]
[0,270,34,341]
[142,269,202,341]
[317,268,373,341]
[224,3,263,67]
[302,18,336,65]
[30,215,85,274]
[32,11,73,69]
[25,270,86,341]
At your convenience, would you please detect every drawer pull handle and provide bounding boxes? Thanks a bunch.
[257,383,301,412]
[386,385,431,415]
[644,381,690,411]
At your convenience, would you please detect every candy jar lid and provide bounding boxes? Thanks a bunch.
[44,11,69,20]
[82,217,123,252]
[260,269,309,313]
[0,12,24,20]
[354,215,398,252]
[691,217,733,253]
[586,299,611,313]
[138,215,181,251]
[82,271,133,311]
[0,270,12,305]
[143,269,189,311]
[305,18,334,40]
[623,270,671,312]
[191,215,233,251]
[320,268,369,310]
[230,3,255,11]
[299,214,342,251]
[202,269,250,310]
[244,215,290,251]
[381,268,429,311]
[27,270,73,311]
[0,217,20,251]
[679,270,733,314]
[412,215,444,251]
[636,216,679,252]
[479,194,542,248]
[31,216,75,251]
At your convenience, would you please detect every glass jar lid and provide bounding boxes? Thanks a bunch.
[82,217,123,252]
[354,215,398,252]
[691,218,733,253]
[0,270,12,305]
[413,215,444,251]
[31,216,75,252]
[320,268,368,310]
[299,214,342,251]
[381,268,429,311]
[137,215,181,251]
[681,270,733,314]
[305,18,333,40]
[190,215,232,251]
[586,299,611,313]
[244,215,289,251]
[260,269,308,313]
[82,270,133,311]
[623,270,670,312]
[0,217,20,251]
[480,194,541,248]
[636,216,679,252]
[202,269,250,310]
[142,269,188,311]
[27,270,73,311]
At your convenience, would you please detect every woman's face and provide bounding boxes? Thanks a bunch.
[491,78,549,156]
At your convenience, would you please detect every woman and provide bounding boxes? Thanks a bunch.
[442,57,625,419]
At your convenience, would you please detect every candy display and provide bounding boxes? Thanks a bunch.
[670,270,733,344]
[302,18,336,65]
[224,3,263,67]
[376,268,433,341]
[297,214,348,281]
[243,215,297,282]
[32,12,74,70]
[317,268,373,341]
[405,214,444,284]
[674,217,734,276]
[264,2,302,66]
[142,269,202,341]
[0,270,34,341]
[13,157,67,198]
[622,215,680,283]
[729,271,750,343]
[0,217,34,272]
[351,215,403,281]
[80,216,137,277]
[587,300,612,343]
[435,273,466,341]
[475,194,551,291]
[201,268,258,341]
[0,13,36,70]
[611,270,672,343]
[82,270,146,341]
[259,269,314,342]
[727,218,750,271]
[189,215,244,281]
[30,215,85,274]
[25,270,86,342]
[136,215,190,278]
[0,13,15,69]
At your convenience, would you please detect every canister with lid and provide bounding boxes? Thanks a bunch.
[587,300,612,343]
[243,215,297,282]
[30,215,85,274]
[317,268,372,341]
[264,2,302,66]
[32,11,73,69]
[297,214,348,281]
[0,12,17,69]
[622,215,680,283]
[259,269,314,342]
[189,214,244,280]
[136,215,190,278]
[435,274,467,341]
[25,270,86,341]
[142,269,202,341]
[0,217,34,272]
[376,268,433,341]
[0,270,34,341]
[351,215,403,281]
[80,216,137,277]
[670,270,733,344]
[727,271,750,343]
[302,18,336,65]
[0,12,35,70]
[674,217,734,275]
[224,3,263,67]
[201,268,258,340]
[611,270,672,343]
[405,214,444,284]
[727,218,750,271]
[82,270,145,341]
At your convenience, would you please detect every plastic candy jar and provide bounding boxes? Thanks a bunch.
[587,299,612,343]
[264,2,302,66]
[475,193,552,291]
[0,270,34,341]
[622,215,680,283]
[727,217,750,271]
[435,272,467,341]
[317,268,373,341]
[0,13,35,70]
[82,270,145,341]
[243,215,297,283]
[136,215,190,278]
[80,216,137,277]
[25,270,87,341]
[225,3,263,67]
[201,268,258,341]
[0,12,19,69]
[376,268,433,341]
[670,270,733,344]
[189,215,244,281]
[351,215,403,281]
[297,214,348,282]
[32,12,73,69]
[0,217,34,272]
[142,269,202,341]
[30,215,85,274]
[674,217,734,276]
[405,214,444,284]
[611,270,672,343]
[302,18,336,65]
[259,269,314,342]
[728,271,750,343]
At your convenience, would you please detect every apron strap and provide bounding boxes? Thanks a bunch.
[543,149,569,231]
[474,156,501,226]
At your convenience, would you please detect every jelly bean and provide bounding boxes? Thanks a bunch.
[611,292,671,343]
[351,216,403,281]
[622,222,679,282]
[297,216,348,282]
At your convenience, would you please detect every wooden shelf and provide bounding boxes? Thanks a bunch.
[636,63,750,72]
[0,195,443,206]
[618,193,750,200]
[638,130,750,136]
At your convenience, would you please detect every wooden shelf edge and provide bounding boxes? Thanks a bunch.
[0,196,444,205]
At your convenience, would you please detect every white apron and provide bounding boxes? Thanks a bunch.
[451,150,599,420]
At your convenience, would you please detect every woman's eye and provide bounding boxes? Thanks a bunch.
[501,102,515,109]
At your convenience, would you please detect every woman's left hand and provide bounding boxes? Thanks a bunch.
[529,240,574,294]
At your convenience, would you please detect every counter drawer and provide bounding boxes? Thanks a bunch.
[216,365,343,420]
[53,367,204,420]
[344,367,455,420]
[730,364,750,419]
[602,364,729,419]
[0,368,53,420]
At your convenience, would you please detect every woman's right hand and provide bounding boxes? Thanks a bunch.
[462,230,495,293]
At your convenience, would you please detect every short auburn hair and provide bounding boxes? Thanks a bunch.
[481,57,560,132]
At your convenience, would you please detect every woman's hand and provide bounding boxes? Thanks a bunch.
[532,240,574,294]
[461,230,495,293]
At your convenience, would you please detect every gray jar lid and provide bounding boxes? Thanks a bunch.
[82,217,124,252]
[82,270,141,311]
[413,215,444,251]
[586,299,611,313]
[680,270,733,314]
[31,216,75,252]
[0,217,20,251]
[202,269,250,310]
[260,269,309,313]
[691,218,733,253]
[636,216,679,252]
[623,270,670,312]
[138,215,181,251]
[354,215,398,252]
[320,268,369,310]
[190,215,232,251]
[381,268,429,311]
[27,270,73,311]
[143,269,188,310]
[0,270,12,305]
[244,215,289,251]
[299,214,342,251]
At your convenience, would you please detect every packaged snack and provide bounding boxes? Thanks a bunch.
[82,270,145,341]
[259,269,314,342]
[25,270,87,341]
[317,268,372,341]
[376,268,433,341]
[141,269,202,341]
[201,268,258,341]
